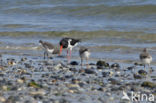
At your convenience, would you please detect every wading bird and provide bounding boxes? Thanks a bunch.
[59,38,80,62]
[139,48,152,69]
[79,46,90,68]
[39,40,54,59]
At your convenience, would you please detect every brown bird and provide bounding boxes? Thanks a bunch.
[39,40,55,59]
[79,46,90,68]
[139,48,152,69]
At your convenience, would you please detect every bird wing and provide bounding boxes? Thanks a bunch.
[70,39,80,45]
[140,53,151,59]
[43,42,54,49]
[79,47,88,54]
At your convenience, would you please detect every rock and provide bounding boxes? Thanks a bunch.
[65,75,73,79]
[59,98,69,103]
[96,60,109,69]
[102,72,110,77]
[24,100,31,103]
[0,97,6,102]
[141,81,156,89]
[97,87,106,92]
[108,78,120,85]
[29,89,46,95]
[85,69,96,74]
[24,63,31,68]
[33,95,43,100]
[0,73,4,77]
[49,57,53,59]
[89,63,95,65]
[71,78,80,84]
[127,66,135,71]
[0,67,4,71]
[79,69,85,73]
[21,57,27,61]
[28,80,42,88]
[133,73,142,79]
[2,85,8,91]
[17,79,24,84]
[6,96,20,103]
[69,68,77,72]
[134,62,139,66]
[111,63,120,69]
[70,61,79,65]
[78,82,85,87]
[138,70,147,76]
[11,86,18,91]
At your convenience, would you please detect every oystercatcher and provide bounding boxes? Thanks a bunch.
[79,46,90,68]
[59,38,80,62]
[39,40,54,59]
[140,48,152,69]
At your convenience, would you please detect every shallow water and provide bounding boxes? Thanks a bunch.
[0,0,156,33]
[0,36,155,66]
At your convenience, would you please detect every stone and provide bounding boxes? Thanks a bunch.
[96,60,109,69]
[85,69,96,74]
[111,63,120,69]
[70,61,79,66]
[138,70,147,76]
[141,81,156,89]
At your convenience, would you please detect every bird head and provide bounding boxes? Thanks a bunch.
[39,40,43,44]
[143,48,147,52]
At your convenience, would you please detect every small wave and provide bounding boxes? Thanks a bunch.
[3,4,156,17]
[0,30,155,42]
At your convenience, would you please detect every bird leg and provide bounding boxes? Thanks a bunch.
[47,52,49,59]
[69,49,72,61]
[59,45,63,56]
[81,58,83,67]
[144,64,146,70]
[44,51,46,59]
[67,49,70,63]
[148,63,151,74]
[86,58,89,69]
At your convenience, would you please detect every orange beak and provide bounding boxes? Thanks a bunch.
[59,45,63,55]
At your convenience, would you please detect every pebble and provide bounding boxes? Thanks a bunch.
[70,61,79,65]
[133,73,142,79]
[1,55,155,103]
[111,63,120,69]
[96,60,109,69]
[2,85,8,91]
[69,68,77,72]
[0,97,6,102]
[141,81,156,89]
[138,70,147,76]
[127,66,135,71]
[108,78,120,85]
[85,69,96,74]
[17,79,24,84]
[102,72,110,77]
[29,89,46,96]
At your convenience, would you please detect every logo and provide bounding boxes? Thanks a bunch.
[121,91,155,102]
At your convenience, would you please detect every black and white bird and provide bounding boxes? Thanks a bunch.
[39,40,55,59]
[59,38,80,62]
[139,48,152,69]
[79,46,90,68]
